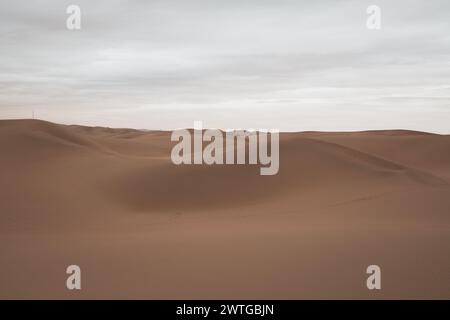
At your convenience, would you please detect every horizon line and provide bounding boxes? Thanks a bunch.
[1,118,448,136]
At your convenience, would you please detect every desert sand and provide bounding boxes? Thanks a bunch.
[0,119,449,299]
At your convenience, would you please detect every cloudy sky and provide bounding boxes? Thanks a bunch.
[0,0,449,132]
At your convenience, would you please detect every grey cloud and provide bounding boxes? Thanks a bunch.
[0,0,449,132]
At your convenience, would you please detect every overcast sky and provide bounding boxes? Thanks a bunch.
[0,0,449,132]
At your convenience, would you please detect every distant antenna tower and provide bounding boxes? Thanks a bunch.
[32,110,35,119]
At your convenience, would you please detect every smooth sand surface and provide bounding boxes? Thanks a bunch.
[0,119,449,299]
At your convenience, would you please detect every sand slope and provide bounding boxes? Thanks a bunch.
[0,120,449,299]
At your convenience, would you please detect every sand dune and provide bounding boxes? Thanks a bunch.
[0,119,449,299]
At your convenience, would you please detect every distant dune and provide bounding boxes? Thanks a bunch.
[1,119,449,299]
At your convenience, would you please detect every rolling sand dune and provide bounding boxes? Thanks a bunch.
[0,119,449,299]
